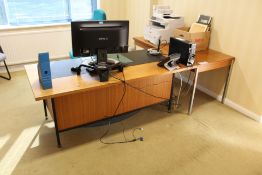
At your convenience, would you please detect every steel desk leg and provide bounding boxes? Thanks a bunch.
[0,61,11,80]
[188,68,199,115]
[168,73,176,113]
[43,100,48,120]
[222,64,233,104]
[51,98,62,148]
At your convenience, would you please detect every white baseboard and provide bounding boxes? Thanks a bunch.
[176,73,262,122]
[0,64,25,73]
[197,84,262,122]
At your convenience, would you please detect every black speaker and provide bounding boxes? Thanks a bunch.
[96,63,110,82]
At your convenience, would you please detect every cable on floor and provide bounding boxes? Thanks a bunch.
[99,71,144,144]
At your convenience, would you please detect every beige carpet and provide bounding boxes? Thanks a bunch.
[0,71,262,175]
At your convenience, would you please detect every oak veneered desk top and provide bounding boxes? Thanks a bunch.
[25,60,196,101]
[25,38,234,101]
[133,37,235,72]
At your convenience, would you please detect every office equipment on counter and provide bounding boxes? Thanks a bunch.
[164,59,180,71]
[169,37,196,66]
[157,53,180,71]
[71,20,129,82]
[192,14,212,32]
[197,14,212,26]
[71,20,129,60]
[133,36,235,112]
[144,5,184,45]
[157,57,171,67]
[37,52,52,89]
[71,60,124,82]
[70,50,165,81]
[147,38,161,56]
[69,10,107,59]
[194,14,212,32]
[147,48,161,56]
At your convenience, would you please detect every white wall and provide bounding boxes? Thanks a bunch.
[158,0,262,116]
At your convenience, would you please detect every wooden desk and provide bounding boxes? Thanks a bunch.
[25,58,196,147]
[133,37,235,107]
[134,37,234,72]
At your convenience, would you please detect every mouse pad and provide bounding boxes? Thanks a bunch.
[50,55,133,79]
[122,50,165,66]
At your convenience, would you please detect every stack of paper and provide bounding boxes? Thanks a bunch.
[189,23,208,33]
[189,14,212,33]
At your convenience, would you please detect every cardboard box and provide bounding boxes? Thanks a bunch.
[174,27,210,51]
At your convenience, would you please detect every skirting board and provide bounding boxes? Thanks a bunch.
[176,74,262,123]
[196,84,262,122]
[0,64,25,73]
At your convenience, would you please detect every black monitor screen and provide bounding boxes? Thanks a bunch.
[71,20,129,58]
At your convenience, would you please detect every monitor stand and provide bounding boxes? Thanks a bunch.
[96,49,120,65]
[71,51,124,80]
[88,49,110,66]
[97,49,108,64]
[88,49,120,66]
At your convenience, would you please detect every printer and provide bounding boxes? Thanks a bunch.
[144,5,185,45]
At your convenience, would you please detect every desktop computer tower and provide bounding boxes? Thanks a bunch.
[169,37,196,66]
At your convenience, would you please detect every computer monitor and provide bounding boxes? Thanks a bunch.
[71,20,129,63]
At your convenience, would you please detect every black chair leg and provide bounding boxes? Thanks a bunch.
[0,61,11,80]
